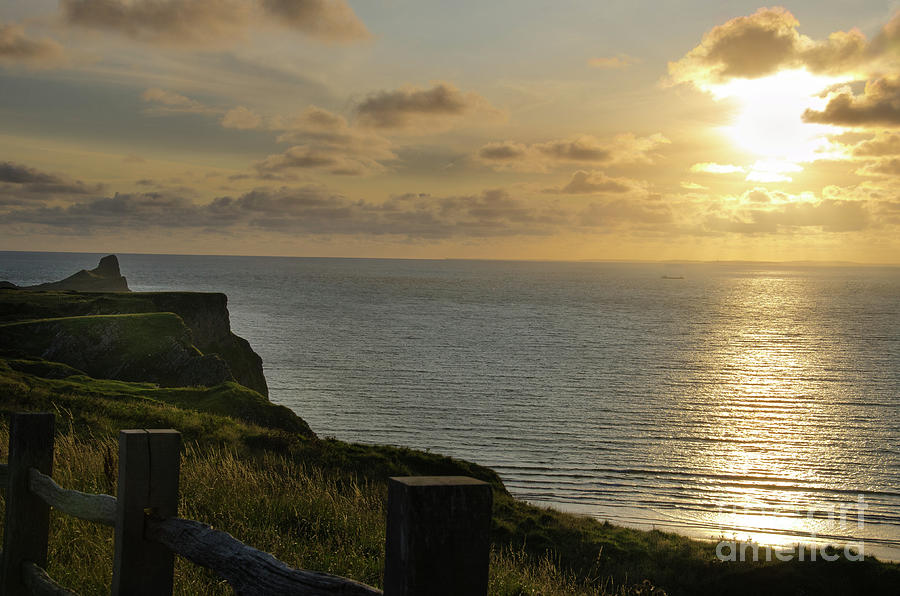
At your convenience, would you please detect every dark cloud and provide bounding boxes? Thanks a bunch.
[0,22,64,67]
[804,77,900,127]
[0,162,59,185]
[259,0,370,41]
[62,0,369,45]
[477,133,668,172]
[0,187,545,238]
[354,83,501,131]
[668,7,873,86]
[535,137,611,162]
[1,183,679,239]
[0,162,103,205]
[477,142,528,161]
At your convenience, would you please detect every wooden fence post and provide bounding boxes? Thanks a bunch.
[1,412,55,594]
[112,429,181,596]
[384,476,493,596]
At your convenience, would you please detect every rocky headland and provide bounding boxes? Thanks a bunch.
[0,254,130,292]
[0,255,294,432]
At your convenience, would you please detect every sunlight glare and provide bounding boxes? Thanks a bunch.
[709,70,847,182]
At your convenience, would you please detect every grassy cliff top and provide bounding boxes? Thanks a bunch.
[0,289,227,324]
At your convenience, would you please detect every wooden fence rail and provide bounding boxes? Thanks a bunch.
[0,412,493,596]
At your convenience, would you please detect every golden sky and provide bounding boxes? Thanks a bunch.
[1,2,899,262]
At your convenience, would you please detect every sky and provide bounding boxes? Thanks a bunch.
[1,1,900,262]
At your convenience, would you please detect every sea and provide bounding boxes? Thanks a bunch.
[2,251,899,560]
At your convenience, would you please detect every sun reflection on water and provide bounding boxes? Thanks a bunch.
[684,274,861,550]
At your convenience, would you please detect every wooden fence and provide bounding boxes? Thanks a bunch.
[0,412,493,596]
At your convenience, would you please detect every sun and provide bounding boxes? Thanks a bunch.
[708,69,848,182]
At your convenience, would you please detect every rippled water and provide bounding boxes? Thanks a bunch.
[3,252,899,559]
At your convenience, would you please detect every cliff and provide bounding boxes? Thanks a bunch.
[0,289,268,396]
[0,313,231,388]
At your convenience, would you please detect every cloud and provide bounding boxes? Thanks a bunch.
[0,22,64,67]
[0,186,551,238]
[257,106,396,175]
[547,170,641,194]
[588,54,640,70]
[856,157,900,177]
[221,106,263,129]
[0,162,103,207]
[61,0,369,46]
[1,162,62,185]
[668,7,871,87]
[476,142,529,161]
[141,87,213,114]
[62,0,250,45]
[680,181,708,190]
[579,199,672,227]
[0,178,684,239]
[803,77,900,127]
[535,136,612,162]
[142,89,262,130]
[259,0,370,42]
[477,133,669,172]
[703,197,870,234]
[354,82,502,132]
[690,162,746,174]
[853,132,900,156]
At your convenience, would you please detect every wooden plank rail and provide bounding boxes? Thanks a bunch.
[22,561,79,596]
[28,468,117,527]
[145,516,384,596]
[1,412,492,596]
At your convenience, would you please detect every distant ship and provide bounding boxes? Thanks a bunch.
[661,275,684,279]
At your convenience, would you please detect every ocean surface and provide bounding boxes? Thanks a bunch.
[3,252,899,559]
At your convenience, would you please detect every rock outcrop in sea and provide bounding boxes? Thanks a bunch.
[1,254,130,292]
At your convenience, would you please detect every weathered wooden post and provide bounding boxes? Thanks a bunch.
[1,412,55,594]
[384,476,493,596]
[112,429,181,596]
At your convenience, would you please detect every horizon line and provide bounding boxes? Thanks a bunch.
[1,249,898,267]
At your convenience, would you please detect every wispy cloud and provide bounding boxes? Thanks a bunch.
[61,0,369,46]
[588,54,640,70]
[0,22,64,67]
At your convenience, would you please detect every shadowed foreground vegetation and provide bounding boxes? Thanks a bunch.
[2,360,898,596]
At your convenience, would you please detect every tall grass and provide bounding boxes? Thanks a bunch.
[0,423,625,595]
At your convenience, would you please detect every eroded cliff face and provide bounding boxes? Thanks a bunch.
[0,313,232,388]
[144,293,269,397]
[0,290,269,396]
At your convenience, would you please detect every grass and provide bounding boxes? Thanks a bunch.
[0,423,625,595]
[2,362,898,595]
[0,357,312,436]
